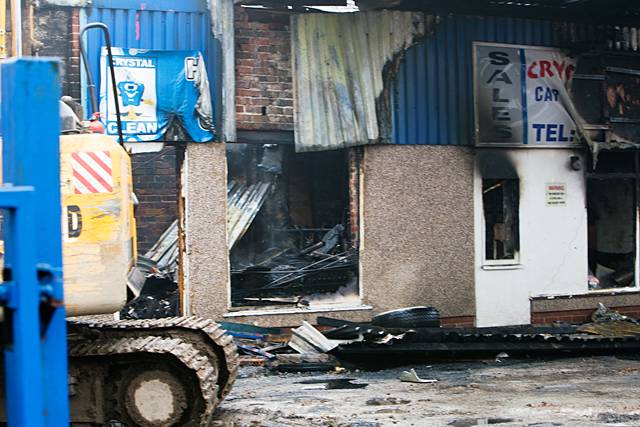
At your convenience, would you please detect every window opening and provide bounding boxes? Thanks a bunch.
[483,178,520,263]
[226,143,359,309]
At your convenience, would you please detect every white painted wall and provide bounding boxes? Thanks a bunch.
[474,149,589,327]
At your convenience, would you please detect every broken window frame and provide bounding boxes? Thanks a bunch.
[481,178,521,267]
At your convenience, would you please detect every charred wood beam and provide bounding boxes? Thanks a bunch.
[235,130,294,145]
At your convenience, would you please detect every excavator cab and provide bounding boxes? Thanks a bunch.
[59,132,136,316]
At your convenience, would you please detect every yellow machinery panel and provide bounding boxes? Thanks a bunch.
[60,134,136,316]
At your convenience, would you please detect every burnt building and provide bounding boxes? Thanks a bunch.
[33,0,640,327]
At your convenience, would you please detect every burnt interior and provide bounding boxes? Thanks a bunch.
[226,143,359,308]
[572,51,640,146]
[478,150,520,262]
[587,150,638,289]
[573,51,640,290]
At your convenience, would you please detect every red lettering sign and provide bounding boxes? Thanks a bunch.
[528,60,574,81]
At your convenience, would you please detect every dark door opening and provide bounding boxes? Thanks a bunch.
[587,151,638,290]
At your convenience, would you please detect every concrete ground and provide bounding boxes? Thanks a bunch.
[214,355,640,427]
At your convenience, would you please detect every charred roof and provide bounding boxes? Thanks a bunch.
[356,0,640,25]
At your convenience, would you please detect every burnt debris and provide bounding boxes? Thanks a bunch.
[227,143,358,308]
[231,227,358,307]
[123,220,180,319]
[227,304,640,371]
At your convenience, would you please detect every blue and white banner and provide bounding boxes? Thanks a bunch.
[474,42,579,147]
[100,48,214,142]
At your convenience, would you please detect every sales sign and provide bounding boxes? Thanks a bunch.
[474,42,579,146]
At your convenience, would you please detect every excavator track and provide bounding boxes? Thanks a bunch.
[67,317,238,426]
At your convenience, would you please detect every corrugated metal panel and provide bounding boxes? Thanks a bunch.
[292,11,426,152]
[227,180,271,249]
[392,15,599,146]
[83,0,221,126]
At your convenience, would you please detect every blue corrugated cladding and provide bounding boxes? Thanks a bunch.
[83,0,221,123]
[392,15,563,146]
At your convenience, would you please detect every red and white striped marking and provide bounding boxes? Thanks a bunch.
[72,151,113,194]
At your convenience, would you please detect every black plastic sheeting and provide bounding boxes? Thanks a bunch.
[329,324,640,367]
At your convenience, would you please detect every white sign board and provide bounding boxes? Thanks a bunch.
[474,42,579,147]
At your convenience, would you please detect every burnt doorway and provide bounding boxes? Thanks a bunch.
[587,151,639,290]
[122,144,186,319]
[226,143,360,309]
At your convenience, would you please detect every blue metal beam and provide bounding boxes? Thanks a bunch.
[0,58,69,427]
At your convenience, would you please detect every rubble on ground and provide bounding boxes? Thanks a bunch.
[225,304,640,371]
[215,356,640,427]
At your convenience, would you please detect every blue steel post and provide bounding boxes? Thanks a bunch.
[0,58,69,426]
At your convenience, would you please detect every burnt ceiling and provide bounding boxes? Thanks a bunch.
[355,0,640,25]
[234,0,639,25]
[234,0,348,8]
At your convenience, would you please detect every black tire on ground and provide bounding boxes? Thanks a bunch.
[372,306,441,328]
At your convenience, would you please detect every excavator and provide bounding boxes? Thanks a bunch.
[1,25,238,426]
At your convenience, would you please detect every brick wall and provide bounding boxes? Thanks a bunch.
[131,147,180,254]
[441,316,476,328]
[34,6,80,100]
[532,306,640,325]
[235,7,293,131]
[68,9,81,101]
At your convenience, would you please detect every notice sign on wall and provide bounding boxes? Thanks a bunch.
[474,42,579,146]
[546,183,567,206]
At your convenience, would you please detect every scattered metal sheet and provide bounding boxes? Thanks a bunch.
[126,220,179,296]
[578,321,640,337]
[227,180,271,248]
[333,327,640,367]
[290,321,340,354]
[146,220,179,271]
[299,378,368,390]
[399,368,437,383]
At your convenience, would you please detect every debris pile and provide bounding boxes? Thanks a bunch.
[230,224,358,308]
[120,276,179,319]
[227,304,640,370]
[229,308,435,370]
[577,303,640,337]
[127,220,179,297]
[220,321,343,372]
[122,220,180,319]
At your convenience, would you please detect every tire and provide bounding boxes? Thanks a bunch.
[110,359,204,427]
[372,306,440,328]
